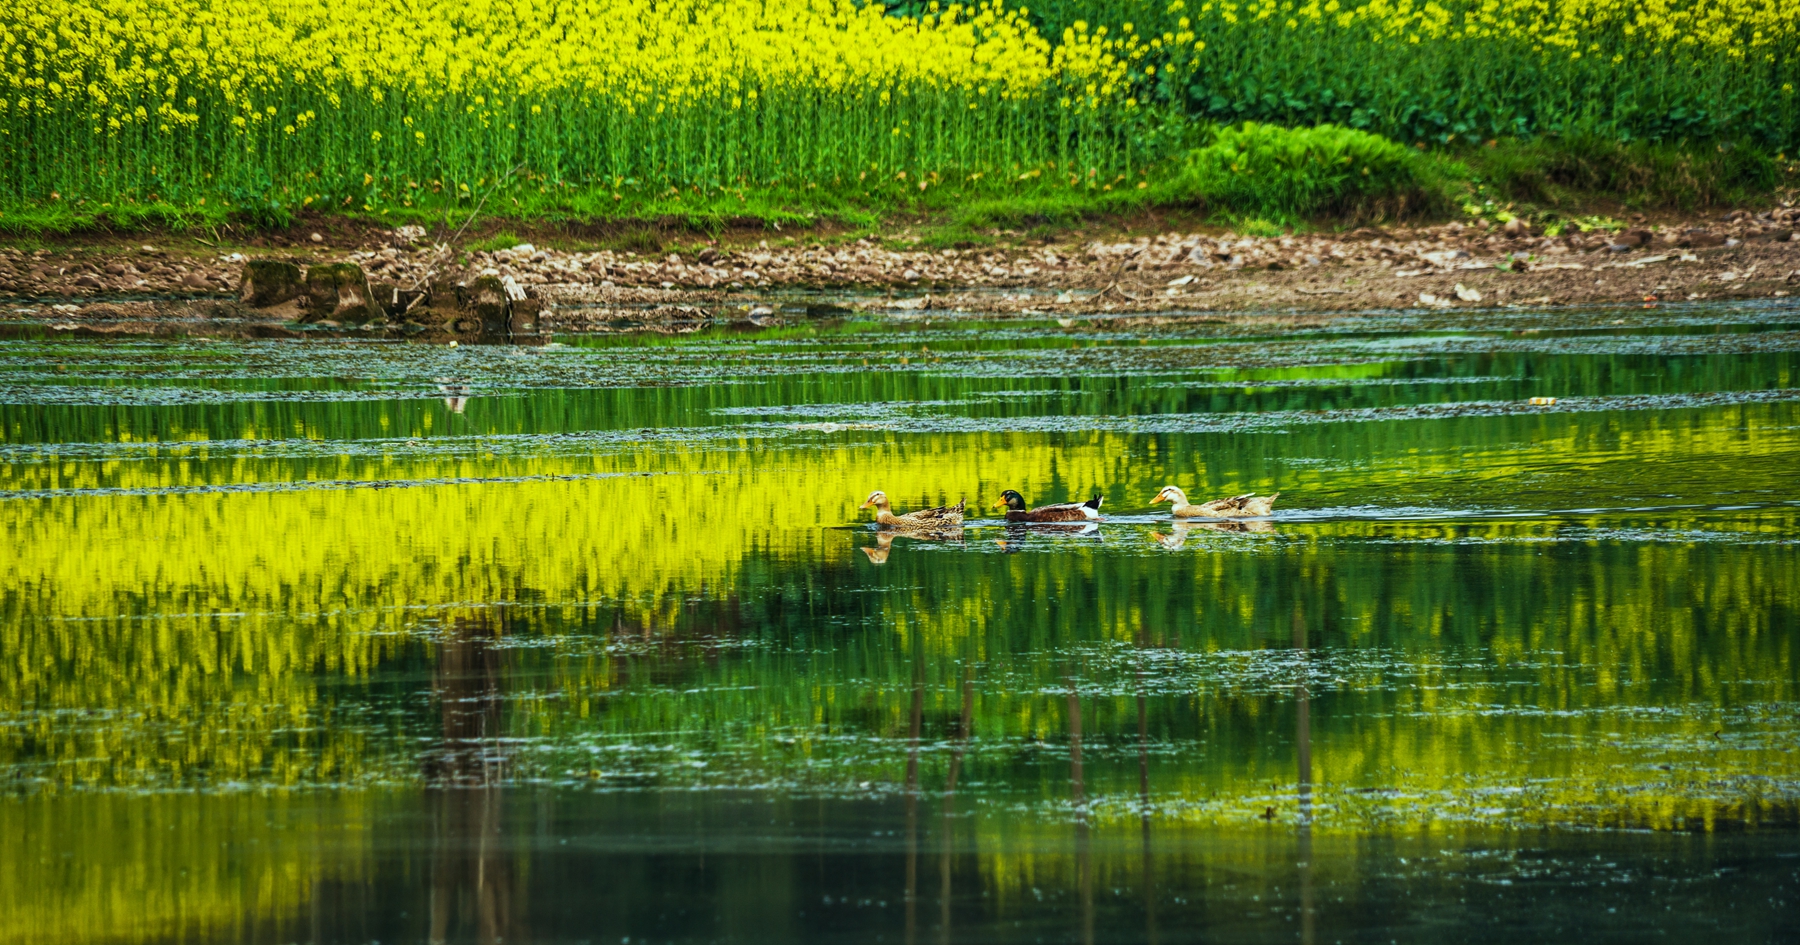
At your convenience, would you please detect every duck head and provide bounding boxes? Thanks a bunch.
[1151,485,1188,506]
[992,489,1027,512]
[859,491,891,512]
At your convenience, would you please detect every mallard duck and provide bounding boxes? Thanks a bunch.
[860,491,965,528]
[1152,485,1279,518]
[993,490,1104,522]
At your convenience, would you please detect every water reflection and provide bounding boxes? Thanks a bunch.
[857,527,964,565]
[1,311,1797,942]
[904,655,922,944]
[1294,602,1314,945]
[939,669,973,945]
[1149,519,1277,549]
[1136,622,1158,945]
[424,616,522,945]
[859,531,896,564]
[1068,673,1094,945]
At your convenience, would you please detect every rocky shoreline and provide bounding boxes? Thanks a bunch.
[3,212,1798,335]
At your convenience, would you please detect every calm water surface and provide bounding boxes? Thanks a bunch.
[2,304,1798,943]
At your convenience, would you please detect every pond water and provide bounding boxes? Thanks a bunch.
[2,303,1797,944]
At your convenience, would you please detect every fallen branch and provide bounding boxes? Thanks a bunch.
[406,164,526,296]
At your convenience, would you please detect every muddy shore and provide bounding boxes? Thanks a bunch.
[4,212,1798,333]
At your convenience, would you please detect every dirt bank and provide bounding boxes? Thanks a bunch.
[3,212,1797,331]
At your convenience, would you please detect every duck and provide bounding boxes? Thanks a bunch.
[860,491,965,528]
[992,490,1104,522]
[1151,485,1279,518]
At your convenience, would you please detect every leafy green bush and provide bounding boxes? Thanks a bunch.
[1168,123,1468,223]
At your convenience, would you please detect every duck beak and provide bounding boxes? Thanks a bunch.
[990,498,1006,509]
[1151,493,1168,504]
[858,498,873,509]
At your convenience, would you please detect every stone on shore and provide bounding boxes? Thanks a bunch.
[239,260,304,307]
[456,275,514,335]
[302,263,385,324]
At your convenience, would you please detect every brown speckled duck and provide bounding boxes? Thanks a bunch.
[1152,485,1279,518]
[860,491,965,528]
[993,489,1104,522]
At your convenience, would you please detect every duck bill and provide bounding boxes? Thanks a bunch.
[990,499,1007,509]
[1150,493,1169,504]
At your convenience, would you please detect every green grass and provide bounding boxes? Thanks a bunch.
[0,165,1162,241]
[468,231,526,252]
[2,129,1794,246]
[1458,136,1787,213]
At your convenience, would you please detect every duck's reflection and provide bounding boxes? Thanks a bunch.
[994,521,1102,553]
[424,615,522,945]
[1150,519,1276,550]
[1013,521,1102,537]
[437,381,473,414]
[859,527,964,564]
[861,531,897,564]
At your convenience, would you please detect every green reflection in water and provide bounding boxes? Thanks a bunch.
[0,310,1797,943]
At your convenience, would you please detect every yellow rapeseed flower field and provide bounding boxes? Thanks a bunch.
[1094,0,1796,148]
[0,0,1141,207]
[0,0,1793,211]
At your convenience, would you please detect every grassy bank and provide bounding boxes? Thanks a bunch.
[1,130,1793,247]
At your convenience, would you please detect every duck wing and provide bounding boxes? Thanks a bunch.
[1241,492,1280,516]
[891,523,965,541]
[896,497,965,526]
[1194,492,1257,517]
[1024,495,1104,522]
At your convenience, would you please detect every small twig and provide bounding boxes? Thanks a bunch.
[404,165,525,299]
[1089,249,1146,303]
[1095,282,1141,302]
[1294,288,1348,296]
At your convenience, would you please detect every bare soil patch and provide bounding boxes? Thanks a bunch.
[4,213,1797,333]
